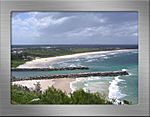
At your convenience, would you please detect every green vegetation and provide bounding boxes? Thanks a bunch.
[11,59,26,68]
[11,51,30,68]
[70,89,112,104]
[41,86,71,104]
[11,85,39,104]
[11,85,112,104]
[24,48,107,58]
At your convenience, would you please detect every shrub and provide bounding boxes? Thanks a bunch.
[11,85,39,104]
[70,89,111,104]
[41,86,70,104]
[11,85,112,104]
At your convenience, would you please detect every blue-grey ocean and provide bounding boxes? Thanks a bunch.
[12,49,138,104]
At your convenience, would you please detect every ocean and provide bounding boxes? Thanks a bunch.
[12,44,138,49]
[12,46,138,104]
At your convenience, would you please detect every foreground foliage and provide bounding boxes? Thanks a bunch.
[11,85,112,104]
[11,85,39,104]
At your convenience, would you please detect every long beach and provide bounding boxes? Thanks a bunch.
[12,49,137,102]
[17,49,132,68]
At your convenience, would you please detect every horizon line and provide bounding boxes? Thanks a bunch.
[12,44,138,46]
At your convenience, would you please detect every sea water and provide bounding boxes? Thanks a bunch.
[12,49,138,104]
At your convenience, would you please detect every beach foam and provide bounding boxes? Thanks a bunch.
[70,76,109,95]
[86,59,97,63]
[122,69,127,71]
[108,76,127,100]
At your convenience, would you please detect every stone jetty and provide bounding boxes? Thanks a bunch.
[12,71,129,81]
[12,66,89,71]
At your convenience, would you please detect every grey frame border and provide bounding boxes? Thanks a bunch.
[0,0,149,116]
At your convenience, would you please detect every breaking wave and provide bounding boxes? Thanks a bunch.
[108,76,127,100]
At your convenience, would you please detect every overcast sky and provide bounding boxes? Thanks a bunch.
[12,12,138,45]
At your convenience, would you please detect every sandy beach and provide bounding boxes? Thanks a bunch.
[53,78,75,94]
[17,49,132,68]
[12,78,75,94]
[12,49,137,104]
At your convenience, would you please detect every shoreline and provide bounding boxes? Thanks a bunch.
[17,49,136,68]
[12,78,75,94]
[70,77,110,97]
[12,49,136,97]
[11,77,110,97]
[12,49,138,104]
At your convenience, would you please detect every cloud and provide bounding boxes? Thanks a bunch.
[12,12,138,45]
[12,12,72,29]
[61,22,137,38]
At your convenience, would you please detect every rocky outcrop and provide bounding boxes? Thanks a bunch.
[12,71,129,81]
[11,66,89,71]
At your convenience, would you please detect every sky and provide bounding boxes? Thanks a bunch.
[12,12,138,45]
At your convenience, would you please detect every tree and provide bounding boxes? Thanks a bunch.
[34,82,42,94]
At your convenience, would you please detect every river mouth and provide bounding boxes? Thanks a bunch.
[11,49,138,104]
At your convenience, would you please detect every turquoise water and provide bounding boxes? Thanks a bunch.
[12,49,138,104]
